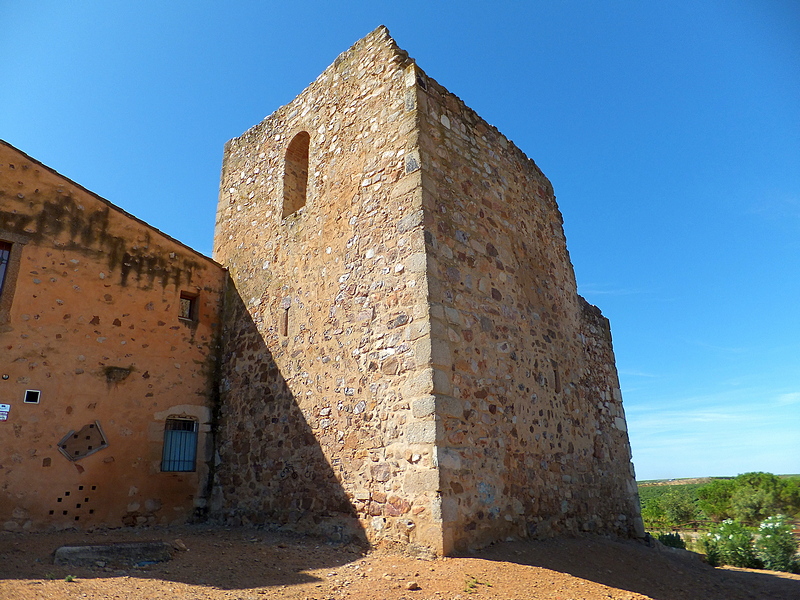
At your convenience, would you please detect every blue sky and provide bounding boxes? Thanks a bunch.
[2,1,798,480]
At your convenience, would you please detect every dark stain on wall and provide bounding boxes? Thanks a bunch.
[102,365,133,385]
[0,191,203,290]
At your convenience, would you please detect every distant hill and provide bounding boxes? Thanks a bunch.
[638,474,800,487]
[638,477,716,487]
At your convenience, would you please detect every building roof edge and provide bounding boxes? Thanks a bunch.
[0,138,222,268]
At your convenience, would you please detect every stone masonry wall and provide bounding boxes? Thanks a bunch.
[212,27,446,552]
[1,28,640,547]
[0,141,225,532]
[413,69,642,552]
[212,26,642,556]
[577,299,643,535]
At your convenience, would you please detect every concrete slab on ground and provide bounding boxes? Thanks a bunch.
[53,541,174,567]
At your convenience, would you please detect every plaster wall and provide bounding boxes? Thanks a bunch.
[0,142,225,532]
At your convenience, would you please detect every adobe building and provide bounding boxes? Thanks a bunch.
[0,140,225,532]
[211,26,643,554]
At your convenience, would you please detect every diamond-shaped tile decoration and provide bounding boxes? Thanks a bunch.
[57,421,108,461]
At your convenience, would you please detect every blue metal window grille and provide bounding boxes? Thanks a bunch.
[161,418,198,472]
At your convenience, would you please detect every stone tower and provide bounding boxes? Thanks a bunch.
[211,26,643,555]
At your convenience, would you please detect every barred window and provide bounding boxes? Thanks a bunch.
[161,418,198,472]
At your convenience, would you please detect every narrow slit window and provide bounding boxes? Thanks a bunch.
[280,307,289,337]
[161,418,199,472]
[551,359,561,394]
[282,131,310,218]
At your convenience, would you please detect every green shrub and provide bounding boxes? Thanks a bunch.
[638,483,703,529]
[661,490,698,525]
[657,532,686,549]
[732,486,779,525]
[755,515,799,573]
[703,519,761,568]
[698,473,800,523]
[698,479,736,521]
[704,540,722,566]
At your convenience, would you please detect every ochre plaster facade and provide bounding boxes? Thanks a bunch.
[0,141,225,532]
[211,27,643,555]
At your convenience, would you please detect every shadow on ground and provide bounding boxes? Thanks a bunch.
[0,525,363,590]
[475,535,800,600]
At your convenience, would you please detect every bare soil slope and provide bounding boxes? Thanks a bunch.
[1,525,798,600]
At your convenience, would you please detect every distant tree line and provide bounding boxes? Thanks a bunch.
[639,472,800,573]
[639,472,800,529]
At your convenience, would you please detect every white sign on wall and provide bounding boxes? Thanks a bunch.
[0,403,10,421]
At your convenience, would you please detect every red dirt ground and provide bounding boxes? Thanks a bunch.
[1,525,798,599]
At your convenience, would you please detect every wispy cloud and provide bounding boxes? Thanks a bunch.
[626,386,800,479]
[776,392,800,405]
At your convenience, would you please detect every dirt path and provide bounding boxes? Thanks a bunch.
[1,525,798,599]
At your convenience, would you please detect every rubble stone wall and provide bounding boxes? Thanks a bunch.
[414,70,642,552]
[212,26,642,555]
[211,27,445,552]
[0,141,224,532]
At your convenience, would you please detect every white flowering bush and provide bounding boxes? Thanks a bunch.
[754,515,799,573]
[703,516,799,572]
[702,519,760,568]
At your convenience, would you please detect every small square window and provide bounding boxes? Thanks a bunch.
[179,292,198,321]
[24,390,41,404]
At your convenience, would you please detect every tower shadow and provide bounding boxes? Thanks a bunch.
[210,277,366,546]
